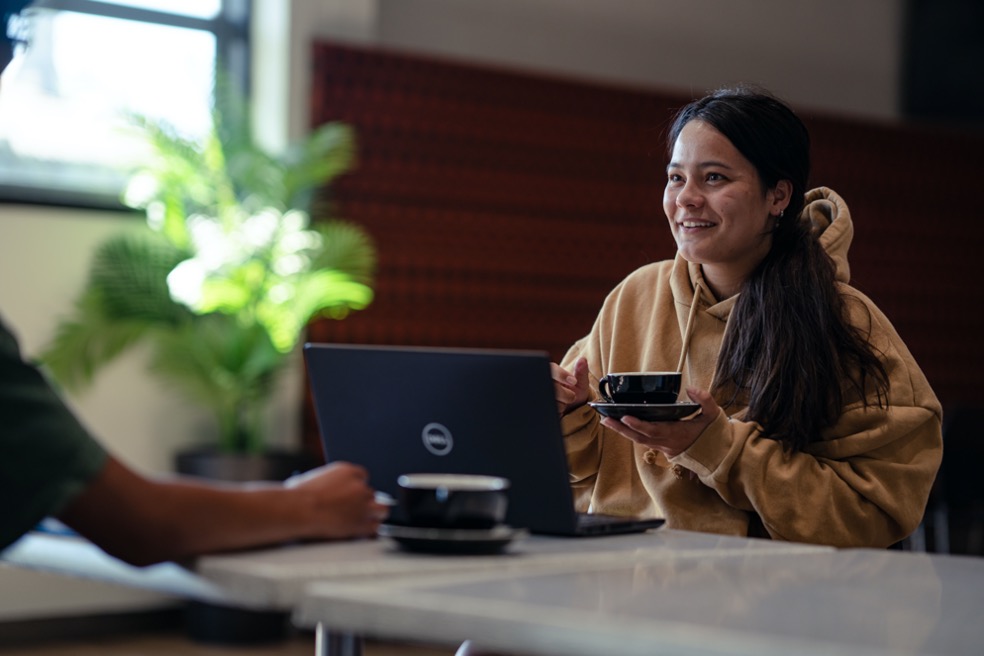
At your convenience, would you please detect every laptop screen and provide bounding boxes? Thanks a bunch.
[303,343,583,533]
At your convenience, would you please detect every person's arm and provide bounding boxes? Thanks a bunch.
[57,456,387,567]
[667,298,943,548]
[668,403,941,548]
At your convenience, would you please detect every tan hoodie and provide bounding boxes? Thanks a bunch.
[559,187,942,548]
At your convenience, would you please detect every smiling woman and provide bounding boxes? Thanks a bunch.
[0,0,243,207]
[551,86,943,550]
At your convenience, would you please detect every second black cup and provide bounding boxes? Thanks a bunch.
[598,371,681,404]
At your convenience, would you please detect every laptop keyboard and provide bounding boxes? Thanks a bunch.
[576,512,625,527]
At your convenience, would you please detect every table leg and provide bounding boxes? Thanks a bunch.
[315,622,363,656]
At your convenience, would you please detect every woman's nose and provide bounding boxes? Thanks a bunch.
[676,179,703,209]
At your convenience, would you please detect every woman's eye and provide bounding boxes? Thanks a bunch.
[706,172,726,182]
[667,173,683,183]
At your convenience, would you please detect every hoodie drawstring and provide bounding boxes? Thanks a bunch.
[643,281,704,480]
[675,281,702,375]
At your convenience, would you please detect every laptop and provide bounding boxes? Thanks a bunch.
[303,343,664,536]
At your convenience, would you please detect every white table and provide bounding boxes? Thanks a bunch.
[295,546,984,656]
[2,527,828,655]
[196,527,828,610]
[198,527,830,656]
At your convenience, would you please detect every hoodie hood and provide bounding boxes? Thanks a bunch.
[801,186,853,283]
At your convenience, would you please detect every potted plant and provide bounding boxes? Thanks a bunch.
[40,81,376,476]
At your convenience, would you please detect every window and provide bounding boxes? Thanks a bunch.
[0,0,249,208]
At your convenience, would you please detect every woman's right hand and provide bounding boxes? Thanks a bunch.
[551,357,590,416]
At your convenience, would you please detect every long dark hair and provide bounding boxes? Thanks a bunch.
[668,87,889,452]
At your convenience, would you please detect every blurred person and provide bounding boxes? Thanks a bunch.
[0,0,388,566]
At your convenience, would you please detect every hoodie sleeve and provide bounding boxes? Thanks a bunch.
[668,289,943,548]
[559,261,684,514]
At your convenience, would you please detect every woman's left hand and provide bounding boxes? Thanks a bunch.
[600,387,721,458]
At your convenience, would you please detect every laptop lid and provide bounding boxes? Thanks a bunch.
[303,343,658,535]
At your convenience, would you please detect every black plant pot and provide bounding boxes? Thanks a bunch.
[175,447,320,645]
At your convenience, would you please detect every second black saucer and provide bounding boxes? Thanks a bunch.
[589,401,701,422]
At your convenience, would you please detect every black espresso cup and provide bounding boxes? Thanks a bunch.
[397,473,510,530]
[598,371,681,405]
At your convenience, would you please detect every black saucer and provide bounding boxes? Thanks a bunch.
[589,401,701,422]
[378,523,527,555]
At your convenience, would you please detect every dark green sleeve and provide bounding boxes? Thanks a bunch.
[0,317,108,553]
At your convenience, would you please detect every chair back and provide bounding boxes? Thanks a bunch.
[940,406,984,509]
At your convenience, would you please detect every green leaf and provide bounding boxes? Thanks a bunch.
[89,232,190,323]
[198,277,253,315]
[38,232,191,392]
[39,290,164,393]
[282,123,356,210]
[311,220,377,286]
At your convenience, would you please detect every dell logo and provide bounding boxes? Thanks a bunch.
[421,422,453,456]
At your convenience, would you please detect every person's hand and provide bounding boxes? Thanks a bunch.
[599,387,721,458]
[284,461,389,540]
[552,357,590,416]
